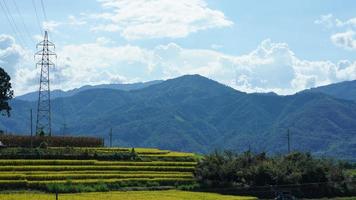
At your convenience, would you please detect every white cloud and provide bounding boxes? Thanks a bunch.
[91,0,233,40]
[148,39,356,95]
[95,37,115,45]
[315,14,356,50]
[53,40,155,91]
[43,21,62,32]
[68,15,87,26]
[315,14,356,28]
[314,14,335,28]
[0,35,36,95]
[211,44,223,49]
[91,24,120,32]
[4,33,356,96]
[336,17,356,27]
[42,15,88,33]
[0,35,26,76]
[331,30,356,50]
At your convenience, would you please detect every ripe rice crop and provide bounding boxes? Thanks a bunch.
[0,190,257,200]
[0,160,196,166]
[94,161,197,166]
[0,160,96,166]
[21,173,193,181]
[0,165,195,172]
[0,147,199,192]
[141,152,195,157]
[27,178,195,188]
[0,171,193,175]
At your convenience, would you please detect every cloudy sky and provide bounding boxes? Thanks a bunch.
[0,0,356,95]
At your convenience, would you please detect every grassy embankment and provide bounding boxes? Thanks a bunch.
[0,190,257,200]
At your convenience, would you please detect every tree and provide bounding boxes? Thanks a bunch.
[0,67,13,116]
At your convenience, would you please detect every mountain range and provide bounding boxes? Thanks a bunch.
[303,80,356,101]
[1,75,355,161]
[16,80,163,101]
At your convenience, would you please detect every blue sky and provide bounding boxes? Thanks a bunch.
[0,0,355,95]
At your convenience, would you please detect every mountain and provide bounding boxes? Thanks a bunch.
[16,80,163,101]
[303,80,356,101]
[1,75,355,161]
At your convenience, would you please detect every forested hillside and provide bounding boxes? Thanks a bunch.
[1,75,355,160]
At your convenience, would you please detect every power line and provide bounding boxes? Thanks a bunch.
[40,0,47,22]
[0,0,28,48]
[0,1,16,36]
[287,129,290,154]
[11,0,36,46]
[109,128,113,147]
[31,0,43,35]
[1,0,29,47]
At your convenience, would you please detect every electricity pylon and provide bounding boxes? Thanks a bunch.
[35,31,56,136]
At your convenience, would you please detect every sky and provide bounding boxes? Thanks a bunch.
[0,0,356,95]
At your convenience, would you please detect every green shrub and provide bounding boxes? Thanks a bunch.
[176,183,200,191]
[0,180,27,189]
[0,134,103,148]
[194,151,354,198]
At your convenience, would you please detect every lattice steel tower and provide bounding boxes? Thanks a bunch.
[35,31,56,136]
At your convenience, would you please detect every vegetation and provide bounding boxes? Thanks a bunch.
[0,67,13,117]
[349,169,356,177]
[2,75,356,160]
[194,151,355,198]
[0,146,354,199]
[0,190,256,200]
[0,135,103,148]
[0,147,198,192]
[0,147,195,161]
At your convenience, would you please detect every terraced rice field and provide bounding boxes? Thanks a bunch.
[0,190,257,200]
[0,148,197,191]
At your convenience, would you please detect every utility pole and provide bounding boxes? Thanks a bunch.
[62,123,67,136]
[109,128,113,147]
[287,129,291,154]
[30,109,33,148]
[35,31,56,136]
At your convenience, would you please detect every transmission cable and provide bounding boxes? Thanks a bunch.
[0,0,28,48]
[31,0,43,35]
[1,0,29,48]
[40,0,47,22]
[0,1,17,38]
[11,0,36,46]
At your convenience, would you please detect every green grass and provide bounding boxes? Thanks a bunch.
[349,169,356,177]
[0,190,257,200]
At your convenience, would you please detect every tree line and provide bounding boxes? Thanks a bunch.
[194,150,355,198]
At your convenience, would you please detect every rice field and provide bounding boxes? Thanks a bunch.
[0,190,257,200]
[0,148,198,191]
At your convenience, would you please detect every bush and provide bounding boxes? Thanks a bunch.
[176,183,200,191]
[0,147,140,160]
[0,134,104,148]
[194,151,355,198]
[33,178,194,193]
